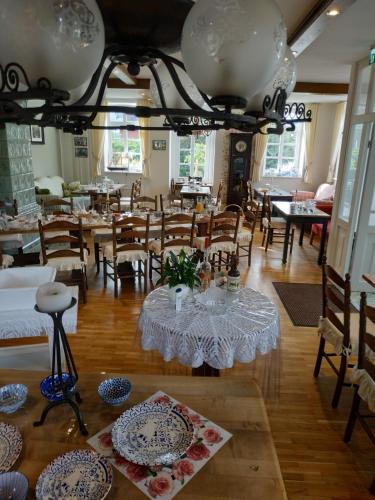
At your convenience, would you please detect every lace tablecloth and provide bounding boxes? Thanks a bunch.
[139,287,280,370]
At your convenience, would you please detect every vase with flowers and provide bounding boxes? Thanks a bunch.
[158,250,201,303]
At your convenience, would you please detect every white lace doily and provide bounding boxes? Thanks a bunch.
[139,287,280,370]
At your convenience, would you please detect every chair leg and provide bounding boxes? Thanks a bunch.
[248,241,252,267]
[313,336,326,377]
[310,232,315,245]
[81,270,87,304]
[103,257,107,288]
[218,250,222,271]
[149,253,153,282]
[344,390,361,442]
[94,242,100,273]
[138,260,142,286]
[265,229,270,252]
[290,228,295,255]
[143,259,148,293]
[18,246,23,255]
[332,355,347,408]
[261,228,267,247]
[114,261,118,298]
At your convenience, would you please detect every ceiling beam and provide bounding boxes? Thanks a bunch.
[288,0,358,56]
[294,82,349,94]
[107,78,150,90]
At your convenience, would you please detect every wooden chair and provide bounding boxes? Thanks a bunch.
[39,219,88,303]
[226,203,258,267]
[160,194,181,211]
[195,210,240,271]
[103,215,150,297]
[344,291,375,495]
[90,193,121,214]
[132,195,158,212]
[43,197,73,215]
[313,258,353,408]
[0,199,23,255]
[243,198,262,229]
[262,195,294,255]
[212,179,224,207]
[120,179,142,211]
[149,212,196,282]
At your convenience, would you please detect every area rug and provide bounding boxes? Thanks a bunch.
[272,282,322,327]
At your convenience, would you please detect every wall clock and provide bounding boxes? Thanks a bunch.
[235,140,247,153]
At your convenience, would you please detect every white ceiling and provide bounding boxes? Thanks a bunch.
[275,0,318,34]
[288,92,347,103]
[282,0,375,83]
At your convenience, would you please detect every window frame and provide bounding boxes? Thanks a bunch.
[104,102,143,174]
[262,125,305,179]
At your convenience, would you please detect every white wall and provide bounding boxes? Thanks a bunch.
[31,128,62,178]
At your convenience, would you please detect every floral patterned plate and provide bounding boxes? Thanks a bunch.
[35,449,113,500]
[112,401,194,466]
[0,422,22,473]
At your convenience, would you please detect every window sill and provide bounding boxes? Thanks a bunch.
[262,175,303,180]
[105,168,142,174]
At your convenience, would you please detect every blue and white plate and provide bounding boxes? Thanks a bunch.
[0,422,22,473]
[112,402,194,466]
[36,449,112,500]
[0,384,28,414]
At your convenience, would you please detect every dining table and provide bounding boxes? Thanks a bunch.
[139,286,280,377]
[180,185,211,207]
[73,183,125,196]
[252,184,294,229]
[0,369,287,499]
[272,201,331,265]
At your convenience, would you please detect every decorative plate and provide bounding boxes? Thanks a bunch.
[0,384,28,414]
[36,449,113,500]
[0,422,22,473]
[112,401,194,466]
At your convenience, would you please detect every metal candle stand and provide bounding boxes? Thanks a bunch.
[33,298,88,435]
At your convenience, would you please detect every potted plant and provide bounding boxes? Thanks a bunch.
[158,250,201,302]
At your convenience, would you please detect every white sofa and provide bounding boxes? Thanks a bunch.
[34,176,90,209]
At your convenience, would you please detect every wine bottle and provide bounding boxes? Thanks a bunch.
[227,254,240,292]
[200,237,211,291]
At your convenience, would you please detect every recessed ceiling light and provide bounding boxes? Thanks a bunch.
[326,8,340,16]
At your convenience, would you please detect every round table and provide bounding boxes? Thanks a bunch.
[139,286,280,376]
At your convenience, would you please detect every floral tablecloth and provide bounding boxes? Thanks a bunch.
[139,287,280,370]
[88,391,232,499]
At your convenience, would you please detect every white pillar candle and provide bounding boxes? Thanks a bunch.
[36,282,72,313]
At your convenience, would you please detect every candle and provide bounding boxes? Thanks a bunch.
[36,282,72,313]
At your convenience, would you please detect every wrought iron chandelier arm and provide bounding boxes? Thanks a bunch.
[148,63,178,130]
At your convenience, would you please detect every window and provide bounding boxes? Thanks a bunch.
[170,132,215,183]
[104,107,143,173]
[262,126,304,178]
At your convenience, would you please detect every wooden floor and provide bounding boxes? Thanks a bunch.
[2,229,375,499]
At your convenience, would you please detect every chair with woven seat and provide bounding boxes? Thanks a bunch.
[132,195,158,212]
[149,212,196,282]
[262,195,294,254]
[43,197,73,216]
[344,290,375,495]
[168,179,182,208]
[313,259,355,408]
[195,210,240,271]
[120,179,141,211]
[225,203,258,267]
[103,215,150,297]
[39,218,88,303]
[0,199,23,255]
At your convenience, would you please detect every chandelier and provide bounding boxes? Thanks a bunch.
[0,0,311,136]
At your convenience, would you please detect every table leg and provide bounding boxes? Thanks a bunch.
[318,221,328,265]
[282,220,291,264]
[192,362,220,377]
[299,223,305,246]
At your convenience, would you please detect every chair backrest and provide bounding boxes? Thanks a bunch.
[189,176,202,183]
[246,199,260,218]
[263,194,272,221]
[112,214,150,255]
[322,257,351,348]
[132,195,158,212]
[0,199,18,216]
[216,180,224,206]
[39,218,84,265]
[170,178,176,196]
[161,212,196,250]
[91,193,120,213]
[43,197,73,215]
[208,210,240,245]
[358,291,375,383]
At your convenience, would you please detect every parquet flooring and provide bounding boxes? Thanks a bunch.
[2,230,374,499]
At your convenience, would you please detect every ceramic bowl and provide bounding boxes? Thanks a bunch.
[0,384,28,414]
[40,373,76,402]
[0,472,28,500]
[98,378,132,406]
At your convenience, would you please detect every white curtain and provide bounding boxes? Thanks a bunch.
[138,99,151,178]
[90,99,107,178]
[303,104,319,184]
[251,128,268,182]
[203,132,216,185]
[327,102,346,183]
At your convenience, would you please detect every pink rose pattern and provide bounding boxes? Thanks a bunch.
[94,394,225,498]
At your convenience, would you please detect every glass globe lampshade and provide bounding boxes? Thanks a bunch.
[181,0,287,103]
[246,46,297,111]
[0,0,105,91]
[150,61,207,109]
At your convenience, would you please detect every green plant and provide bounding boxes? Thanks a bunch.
[158,250,201,289]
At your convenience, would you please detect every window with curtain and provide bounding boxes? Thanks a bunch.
[262,126,305,178]
[104,106,143,173]
[170,132,216,183]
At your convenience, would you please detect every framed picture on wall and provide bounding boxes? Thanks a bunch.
[74,136,87,147]
[152,139,167,150]
[75,147,88,158]
[30,125,45,145]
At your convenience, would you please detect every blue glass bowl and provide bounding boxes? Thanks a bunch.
[0,384,28,414]
[40,373,76,402]
[98,377,132,406]
[0,472,28,500]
